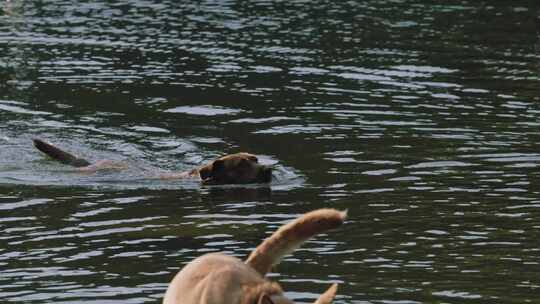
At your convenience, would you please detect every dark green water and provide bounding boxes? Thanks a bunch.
[1,1,539,303]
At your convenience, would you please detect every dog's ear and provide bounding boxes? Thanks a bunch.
[211,159,225,174]
[257,293,274,304]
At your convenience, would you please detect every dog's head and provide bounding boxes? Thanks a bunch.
[198,153,272,185]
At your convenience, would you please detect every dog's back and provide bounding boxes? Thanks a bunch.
[163,253,281,304]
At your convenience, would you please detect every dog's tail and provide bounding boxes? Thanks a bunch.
[33,138,91,167]
[245,208,347,276]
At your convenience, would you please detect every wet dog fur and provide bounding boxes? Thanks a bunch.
[33,138,272,185]
[163,208,347,304]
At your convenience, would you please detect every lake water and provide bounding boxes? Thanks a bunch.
[1,1,539,303]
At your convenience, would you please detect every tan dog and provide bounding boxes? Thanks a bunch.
[163,208,347,304]
[33,139,272,185]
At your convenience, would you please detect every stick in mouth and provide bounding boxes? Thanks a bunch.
[33,138,91,167]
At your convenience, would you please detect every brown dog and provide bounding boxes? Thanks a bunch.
[33,139,272,185]
[163,208,347,304]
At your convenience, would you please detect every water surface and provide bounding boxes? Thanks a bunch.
[1,1,539,303]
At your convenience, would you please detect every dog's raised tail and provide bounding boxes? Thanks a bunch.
[245,208,347,276]
[33,138,91,167]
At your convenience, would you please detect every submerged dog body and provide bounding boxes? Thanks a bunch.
[33,139,272,185]
[163,208,347,304]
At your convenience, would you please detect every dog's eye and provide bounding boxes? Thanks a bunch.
[248,155,258,163]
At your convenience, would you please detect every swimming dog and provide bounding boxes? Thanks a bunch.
[33,138,272,185]
[163,208,346,304]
